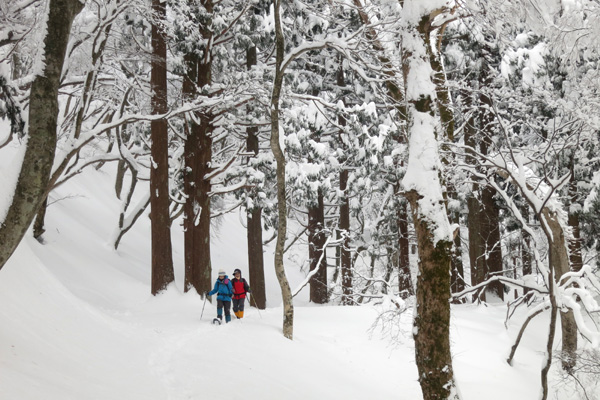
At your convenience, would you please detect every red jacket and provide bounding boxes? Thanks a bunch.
[232,277,250,299]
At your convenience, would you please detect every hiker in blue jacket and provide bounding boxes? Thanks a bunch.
[206,269,234,323]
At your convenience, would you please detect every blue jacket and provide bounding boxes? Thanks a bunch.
[208,276,233,301]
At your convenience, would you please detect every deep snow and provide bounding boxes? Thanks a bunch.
[0,145,597,400]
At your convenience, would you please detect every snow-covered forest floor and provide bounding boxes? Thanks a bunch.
[0,148,597,400]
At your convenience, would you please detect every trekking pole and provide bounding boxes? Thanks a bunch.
[250,294,262,319]
[200,294,208,320]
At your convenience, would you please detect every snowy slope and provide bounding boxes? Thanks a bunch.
[0,147,596,399]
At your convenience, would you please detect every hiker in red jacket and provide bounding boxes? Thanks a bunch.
[231,269,251,319]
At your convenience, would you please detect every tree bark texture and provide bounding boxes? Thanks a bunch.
[542,208,578,372]
[247,204,266,309]
[401,6,461,398]
[246,109,266,309]
[0,0,83,270]
[271,0,294,339]
[467,188,504,301]
[339,168,353,305]
[477,84,504,301]
[465,100,504,300]
[429,27,464,298]
[183,111,213,294]
[567,173,583,273]
[397,198,414,298]
[33,198,48,240]
[183,0,213,295]
[407,192,458,400]
[336,63,353,305]
[308,188,328,304]
[150,0,175,295]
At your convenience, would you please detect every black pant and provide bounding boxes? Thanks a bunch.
[217,299,231,319]
[233,298,245,313]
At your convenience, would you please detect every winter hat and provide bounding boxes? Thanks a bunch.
[218,269,226,276]
[233,268,242,275]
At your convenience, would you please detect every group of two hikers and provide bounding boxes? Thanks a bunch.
[206,268,251,324]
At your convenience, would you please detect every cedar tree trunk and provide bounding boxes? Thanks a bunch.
[246,45,266,309]
[339,168,353,305]
[397,197,413,298]
[308,188,328,304]
[150,0,175,295]
[183,0,213,295]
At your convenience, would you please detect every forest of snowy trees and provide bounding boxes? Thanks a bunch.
[2,0,600,399]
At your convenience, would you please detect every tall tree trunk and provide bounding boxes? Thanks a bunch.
[246,45,266,309]
[183,0,213,295]
[150,0,175,295]
[431,27,464,299]
[464,80,504,302]
[463,87,478,295]
[337,61,353,305]
[184,113,213,294]
[271,0,294,339]
[401,5,460,398]
[0,0,83,270]
[478,86,504,301]
[308,189,328,304]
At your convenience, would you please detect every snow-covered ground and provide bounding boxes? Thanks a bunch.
[0,149,596,399]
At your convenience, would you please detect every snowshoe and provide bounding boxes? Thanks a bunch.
[212,318,222,325]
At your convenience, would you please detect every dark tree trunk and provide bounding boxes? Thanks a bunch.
[467,195,483,286]
[480,185,504,300]
[464,87,504,302]
[339,169,353,305]
[478,87,504,301]
[568,212,583,272]
[0,0,83,270]
[449,211,464,297]
[467,188,503,301]
[308,188,328,304]
[336,61,353,305]
[184,112,213,294]
[115,159,126,199]
[150,0,175,295]
[397,198,413,298]
[245,45,266,308]
[567,173,583,273]
[521,206,533,281]
[247,204,266,309]
[183,0,213,295]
